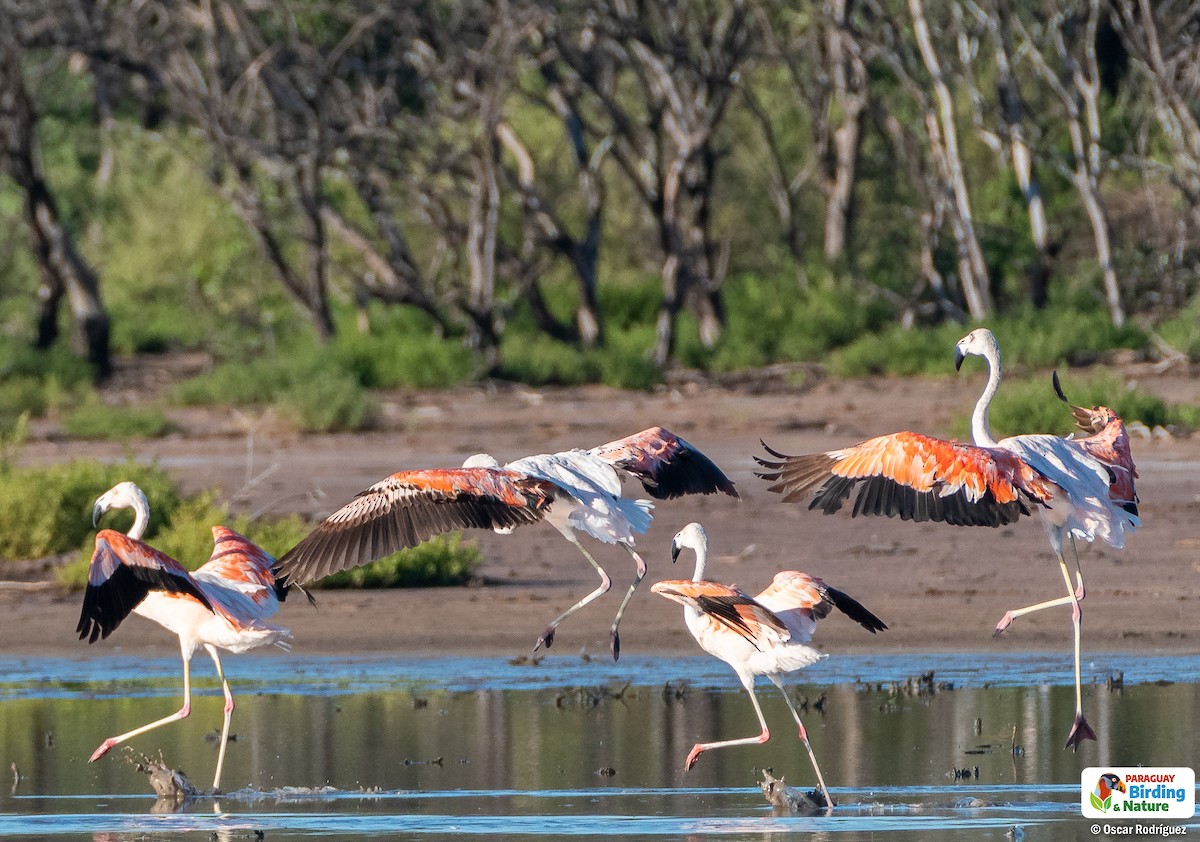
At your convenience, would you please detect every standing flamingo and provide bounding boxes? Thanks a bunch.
[78,481,291,791]
[755,328,1138,749]
[275,427,737,659]
[651,523,886,808]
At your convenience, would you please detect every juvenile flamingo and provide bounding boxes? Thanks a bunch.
[756,328,1138,749]
[79,481,291,790]
[275,427,737,659]
[651,522,886,807]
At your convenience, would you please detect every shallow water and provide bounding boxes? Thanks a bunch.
[1,653,1197,840]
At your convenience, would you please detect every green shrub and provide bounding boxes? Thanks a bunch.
[175,345,376,432]
[496,332,599,385]
[316,533,483,589]
[829,310,1148,378]
[62,399,174,440]
[331,307,475,388]
[278,370,377,433]
[0,460,180,561]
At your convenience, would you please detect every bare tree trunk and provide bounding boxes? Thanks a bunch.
[908,0,992,318]
[987,0,1051,308]
[1076,0,1123,327]
[0,22,111,378]
[495,117,604,346]
[466,119,501,366]
[822,0,867,264]
[1020,1,1124,326]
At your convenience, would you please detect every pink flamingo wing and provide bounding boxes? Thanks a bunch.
[274,467,555,585]
[590,426,738,499]
[757,432,1053,527]
[194,526,282,619]
[77,530,213,644]
[652,579,788,647]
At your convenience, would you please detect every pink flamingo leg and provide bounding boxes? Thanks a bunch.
[769,674,833,810]
[90,640,193,762]
[685,675,771,772]
[535,537,611,652]
[608,546,648,661]
[205,644,235,792]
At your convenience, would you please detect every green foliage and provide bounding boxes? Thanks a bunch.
[279,370,378,433]
[175,344,376,433]
[332,307,475,388]
[1154,298,1200,360]
[0,412,29,469]
[0,339,95,427]
[61,398,174,440]
[829,310,1148,377]
[0,460,179,561]
[316,533,483,589]
[495,328,662,390]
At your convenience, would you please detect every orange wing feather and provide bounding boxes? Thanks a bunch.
[757,432,1056,527]
[651,579,788,648]
[275,467,556,585]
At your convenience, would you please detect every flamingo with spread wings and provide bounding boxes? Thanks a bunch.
[652,523,886,808]
[275,426,737,659]
[78,482,291,791]
[756,328,1138,749]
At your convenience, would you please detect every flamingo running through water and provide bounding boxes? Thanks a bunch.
[755,328,1138,749]
[274,427,738,659]
[78,482,291,791]
[651,523,886,807]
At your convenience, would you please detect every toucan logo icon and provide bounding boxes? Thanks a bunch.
[1090,773,1127,813]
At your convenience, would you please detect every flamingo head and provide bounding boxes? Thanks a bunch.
[92,481,148,527]
[462,453,502,469]
[954,327,999,371]
[671,521,708,563]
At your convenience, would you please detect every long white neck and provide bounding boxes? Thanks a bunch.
[127,495,150,541]
[970,343,1003,447]
[689,538,709,582]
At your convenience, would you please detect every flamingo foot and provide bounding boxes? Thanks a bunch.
[89,738,118,763]
[684,744,705,772]
[993,611,1017,637]
[610,628,621,662]
[534,626,556,652]
[1064,713,1097,751]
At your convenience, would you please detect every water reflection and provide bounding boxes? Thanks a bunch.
[0,656,1197,840]
[2,673,1197,799]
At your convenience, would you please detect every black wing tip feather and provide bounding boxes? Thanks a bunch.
[76,564,211,645]
[1052,370,1069,404]
[826,587,889,634]
[642,449,740,500]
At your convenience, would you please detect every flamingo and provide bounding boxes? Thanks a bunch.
[78,481,291,791]
[755,328,1138,749]
[651,522,886,808]
[275,426,737,659]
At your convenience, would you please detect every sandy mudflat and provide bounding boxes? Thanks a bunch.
[5,366,1199,662]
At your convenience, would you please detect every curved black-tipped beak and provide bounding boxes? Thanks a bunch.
[954,348,965,371]
[671,541,681,563]
[92,501,105,528]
